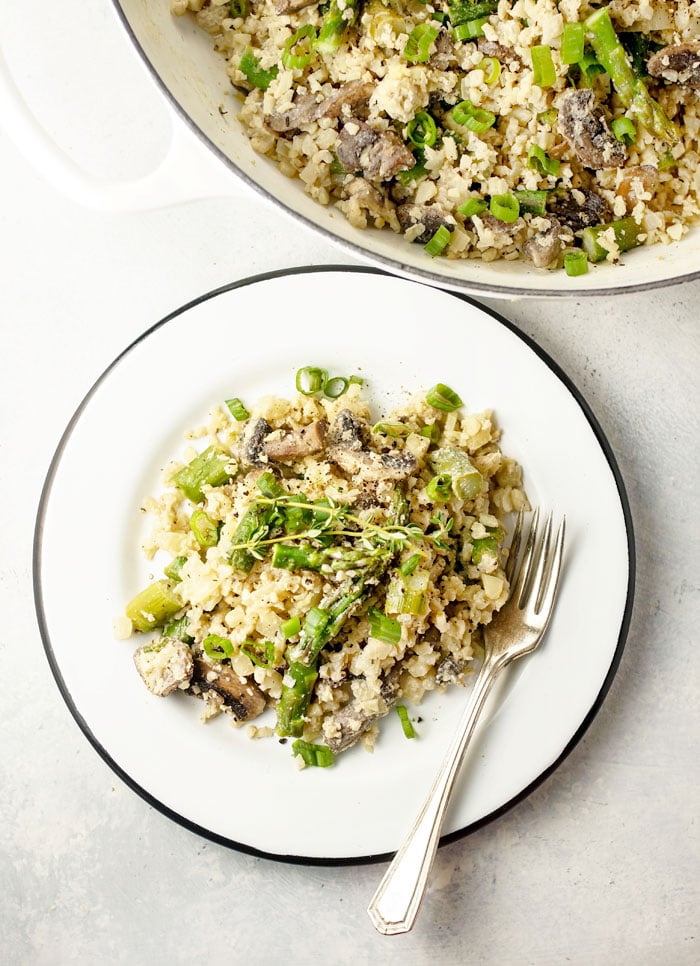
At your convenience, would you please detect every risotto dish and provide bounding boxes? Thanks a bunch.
[121,372,527,768]
[171,0,700,273]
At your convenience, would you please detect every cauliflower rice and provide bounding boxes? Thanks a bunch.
[123,376,527,766]
[171,0,700,270]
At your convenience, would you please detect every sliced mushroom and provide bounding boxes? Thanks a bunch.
[263,419,327,462]
[648,42,700,90]
[435,654,469,688]
[266,81,375,135]
[396,204,456,245]
[239,417,272,467]
[327,410,418,481]
[616,164,660,212]
[558,89,627,169]
[523,219,572,269]
[474,210,525,238]
[477,37,521,67]
[342,176,395,221]
[322,668,401,753]
[191,658,266,722]
[133,638,193,697]
[336,121,415,181]
[548,186,610,232]
[430,30,458,70]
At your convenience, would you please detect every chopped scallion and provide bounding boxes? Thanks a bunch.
[564,250,589,276]
[425,383,462,413]
[424,224,451,257]
[396,705,416,739]
[490,192,520,224]
[451,100,496,134]
[513,189,548,216]
[426,473,452,503]
[419,423,441,444]
[458,197,488,218]
[292,739,334,767]
[453,17,488,41]
[531,44,557,87]
[163,555,187,583]
[368,607,402,645]
[611,116,636,145]
[239,46,278,91]
[229,0,246,16]
[372,421,410,437]
[296,366,328,395]
[477,56,501,85]
[281,615,302,639]
[527,143,560,177]
[125,581,182,633]
[190,508,220,547]
[202,634,234,661]
[225,397,250,421]
[406,111,438,148]
[282,24,316,70]
[324,375,349,398]
[171,447,234,503]
[241,641,276,668]
[580,217,642,262]
[404,24,439,64]
[400,553,422,576]
[561,22,585,65]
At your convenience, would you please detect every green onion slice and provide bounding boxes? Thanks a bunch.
[490,192,520,223]
[406,111,438,148]
[396,705,416,739]
[458,197,488,218]
[368,607,402,645]
[241,641,276,669]
[564,250,589,276]
[281,615,302,639]
[292,739,334,767]
[404,24,439,64]
[527,143,560,177]
[477,56,501,85]
[225,397,250,421]
[451,100,496,134]
[561,22,585,65]
[239,46,278,91]
[372,421,410,438]
[453,17,488,41]
[400,553,422,576]
[424,225,451,257]
[324,375,349,399]
[229,0,247,17]
[426,383,462,413]
[282,25,316,70]
[531,44,557,87]
[296,366,328,395]
[190,509,220,547]
[163,555,188,583]
[427,473,452,503]
[611,116,636,145]
[203,634,234,661]
[419,423,441,444]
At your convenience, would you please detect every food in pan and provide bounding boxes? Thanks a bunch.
[121,371,527,767]
[171,0,699,273]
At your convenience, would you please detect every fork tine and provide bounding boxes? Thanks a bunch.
[510,507,540,607]
[535,516,565,619]
[504,508,524,585]
[526,511,553,614]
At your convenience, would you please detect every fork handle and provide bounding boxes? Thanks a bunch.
[367,652,506,935]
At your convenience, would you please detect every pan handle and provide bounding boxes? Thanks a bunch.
[0,44,249,211]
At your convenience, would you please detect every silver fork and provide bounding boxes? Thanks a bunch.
[367,509,566,936]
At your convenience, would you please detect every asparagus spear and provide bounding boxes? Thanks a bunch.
[315,0,359,55]
[584,8,679,143]
[581,217,642,262]
[171,446,235,503]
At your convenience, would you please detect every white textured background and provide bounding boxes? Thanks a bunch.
[1,2,698,964]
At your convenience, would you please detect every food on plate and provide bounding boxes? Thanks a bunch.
[171,0,699,272]
[122,370,527,767]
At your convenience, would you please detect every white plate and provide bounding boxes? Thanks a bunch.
[34,269,634,863]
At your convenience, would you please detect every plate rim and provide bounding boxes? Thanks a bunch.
[32,265,636,866]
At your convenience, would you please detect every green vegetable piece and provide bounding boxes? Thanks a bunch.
[241,641,276,669]
[292,739,334,767]
[513,189,548,216]
[282,24,316,71]
[531,45,557,87]
[425,383,462,413]
[453,18,488,41]
[611,116,636,145]
[426,473,452,503]
[400,553,422,577]
[429,447,483,501]
[190,508,219,547]
[372,421,411,438]
[162,615,192,643]
[584,8,679,142]
[229,503,275,572]
[527,143,560,177]
[315,0,358,55]
[561,22,585,65]
[396,705,416,739]
[163,555,187,583]
[171,446,234,503]
[202,634,234,661]
[368,607,402,645]
[276,661,319,737]
[239,46,278,91]
[458,198,488,218]
[281,615,301,639]
[386,570,430,616]
[419,423,441,444]
[324,376,349,399]
[225,397,250,421]
[471,535,499,564]
[404,24,439,64]
[580,217,642,263]
[490,193,520,224]
[126,580,182,633]
[424,225,452,257]
[407,111,438,148]
[295,366,328,395]
[564,250,589,276]
[451,100,496,134]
